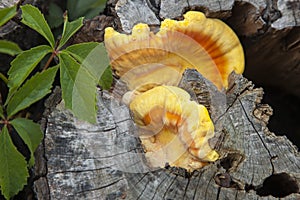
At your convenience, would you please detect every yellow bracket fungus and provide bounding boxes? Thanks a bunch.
[105,11,244,90]
[104,11,244,171]
[129,86,219,171]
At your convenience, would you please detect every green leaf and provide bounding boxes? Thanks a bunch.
[6,45,52,103]
[10,118,43,167]
[7,66,58,117]
[0,105,4,119]
[45,2,64,28]
[0,125,29,200]
[21,5,55,48]
[60,43,111,123]
[0,40,22,56]
[58,15,83,48]
[65,42,99,62]
[98,66,112,90]
[0,5,17,26]
[65,42,110,81]
[59,52,97,123]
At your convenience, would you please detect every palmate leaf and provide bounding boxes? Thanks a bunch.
[7,66,58,117]
[58,15,83,49]
[10,118,43,167]
[6,45,52,103]
[0,126,29,200]
[64,42,99,63]
[65,42,112,89]
[59,52,97,123]
[98,66,113,90]
[21,5,55,48]
[0,5,17,26]
[0,40,22,56]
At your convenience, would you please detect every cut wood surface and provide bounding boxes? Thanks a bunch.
[35,70,300,199]
[34,0,300,199]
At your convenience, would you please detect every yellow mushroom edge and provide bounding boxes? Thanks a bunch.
[129,86,219,171]
[104,11,245,90]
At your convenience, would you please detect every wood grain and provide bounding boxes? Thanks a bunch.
[34,1,300,199]
[35,70,300,199]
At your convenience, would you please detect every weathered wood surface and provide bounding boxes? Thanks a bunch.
[0,0,18,8]
[34,70,300,199]
[33,0,300,199]
[116,0,299,32]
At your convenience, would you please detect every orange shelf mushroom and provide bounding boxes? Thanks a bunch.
[104,11,244,171]
[104,11,244,90]
[129,86,219,171]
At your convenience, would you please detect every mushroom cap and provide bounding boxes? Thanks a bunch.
[129,86,219,171]
[104,11,244,90]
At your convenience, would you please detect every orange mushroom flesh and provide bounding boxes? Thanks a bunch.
[129,86,219,171]
[104,11,244,90]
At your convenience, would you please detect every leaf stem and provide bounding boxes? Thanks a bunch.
[42,51,56,71]
[0,120,9,125]
[0,72,8,84]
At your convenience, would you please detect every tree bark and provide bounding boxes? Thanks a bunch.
[34,0,300,199]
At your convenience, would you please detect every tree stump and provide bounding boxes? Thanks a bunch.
[34,0,300,199]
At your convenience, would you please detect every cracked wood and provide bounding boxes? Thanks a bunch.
[34,0,300,199]
[36,70,300,200]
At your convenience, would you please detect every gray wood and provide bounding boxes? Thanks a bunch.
[35,70,300,200]
[116,0,299,32]
[34,0,300,199]
[116,0,160,33]
[0,0,19,8]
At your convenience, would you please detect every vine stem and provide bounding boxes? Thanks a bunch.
[0,72,8,84]
[42,51,56,71]
[0,120,10,125]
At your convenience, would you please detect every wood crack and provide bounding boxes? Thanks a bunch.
[136,180,150,200]
[204,173,217,200]
[162,175,178,199]
[182,175,191,199]
[216,186,221,200]
[75,178,123,194]
[49,166,114,174]
[238,98,275,174]
[192,172,203,200]
[215,80,253,124]
[150,175,168,200]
